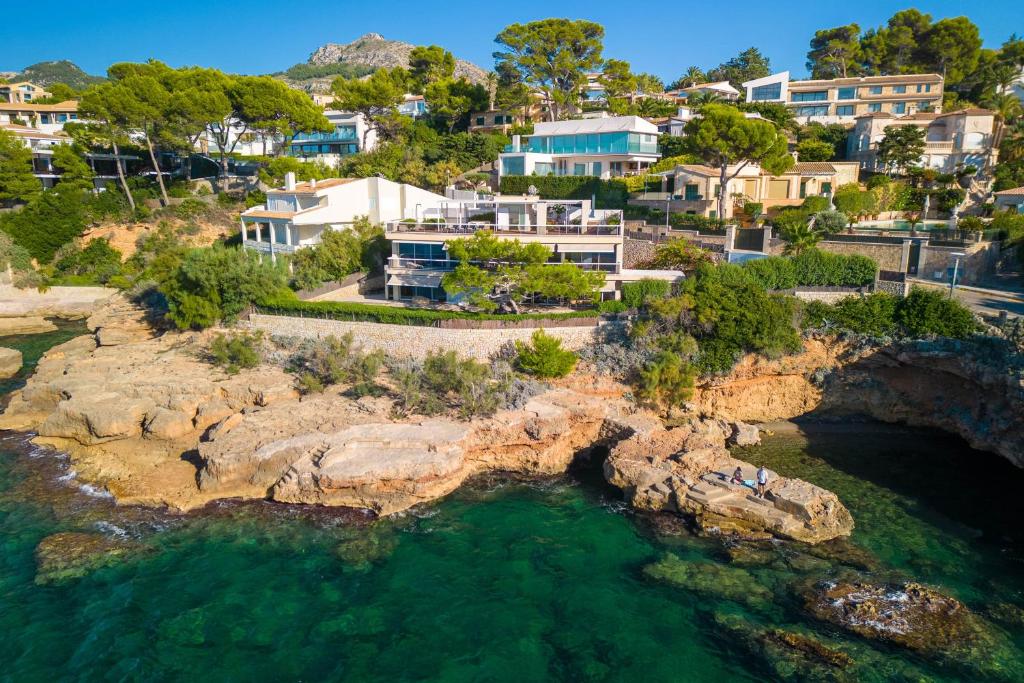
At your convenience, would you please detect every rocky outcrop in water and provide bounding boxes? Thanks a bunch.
[604,415,854,543]
[34,531,139,584]
[0,347,21,378]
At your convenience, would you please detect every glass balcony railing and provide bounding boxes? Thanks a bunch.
[385,221,623,237]
[292,128,358,143]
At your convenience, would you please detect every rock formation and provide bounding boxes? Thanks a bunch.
[305,33,488,84]
[691,336,1024,468]
[0,284,115,335]
[0,296,854,543]
[604,414,854,543]
[0,347,22,379]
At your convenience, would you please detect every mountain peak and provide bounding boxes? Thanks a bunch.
[306,34,488,84]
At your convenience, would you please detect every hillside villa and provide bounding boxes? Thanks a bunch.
[0,100,80,135]
[664,81,741,104]
[847,108,1000,173]
[498,114,660,180]
[634,161,860,220]
[742,71,944,124]
[241,172,682,302]
[0,81,50,104]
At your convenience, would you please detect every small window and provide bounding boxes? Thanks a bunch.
[836,105,854,116]
[893,85,907,94]
[57,114,68,122]
[475,117,484,126]
[892,102,906,114]
[869,86,883,95]
[868,103,882,113]
[837,87,856,100]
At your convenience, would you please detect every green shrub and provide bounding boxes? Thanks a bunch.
[597,299,629,314]
[813,210,848,234]
[208,331,263,374]
[740,250,877,289]
[800,196,831,213]
[498,175,629,208]
[0,187,90,262]
[52,238,124,284]
[162,245,289,329]
[636,351,696,407]
[390,351,504,418]
[258,296,601,327]
[621,278,671,309]
[957,216,985,233]
[896,288,980,339]
[514,329,577,378]
[292,333,384,394]
[802,293,899,337]
[865,174,892,190]
[174,198,210,221]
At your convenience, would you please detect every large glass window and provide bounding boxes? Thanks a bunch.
[868,103,882,113]
[791,90,827,102]
[397,242,448,268]
[836,105,854,116]
[574,163,586,176]
[837,87,857,100]
[795,105,829,117]
[892,102,906,114]
[534,162,554,176]
[502,156,525,175]
[893,85,907,94]
[750,82,782,101]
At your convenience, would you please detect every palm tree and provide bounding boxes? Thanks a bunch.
[1000,121,1024,162]
[983,92,1023,124]
[670,66,705,90]
[780,223,822,255]
[686,91,723,110]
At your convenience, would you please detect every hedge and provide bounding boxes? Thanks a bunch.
[741,250,878,289]
[256,297,604,327]
[499,175,629,209]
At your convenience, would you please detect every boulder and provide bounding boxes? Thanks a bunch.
[730,421,761,446]
[144,408,195,441]
[0,346,22,378]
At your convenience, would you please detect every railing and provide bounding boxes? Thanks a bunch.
[387,256,620,274]
[385,221,623,236]
[925,140,955,152]
[243,239,297,254]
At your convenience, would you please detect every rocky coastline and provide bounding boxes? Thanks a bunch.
[3,295,1022,545]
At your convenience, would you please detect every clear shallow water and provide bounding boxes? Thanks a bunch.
[1,329,1023,681]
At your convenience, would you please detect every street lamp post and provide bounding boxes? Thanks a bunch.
[949,252,966,299]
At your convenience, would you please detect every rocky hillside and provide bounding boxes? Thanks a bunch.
[305,33,488,84]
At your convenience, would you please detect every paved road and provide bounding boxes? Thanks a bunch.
[910,279,1024,320]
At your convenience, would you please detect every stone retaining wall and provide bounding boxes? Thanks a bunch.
[623,238,657,268]
[247,314,608,360]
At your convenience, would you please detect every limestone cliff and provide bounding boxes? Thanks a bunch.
[692,337,1024,468]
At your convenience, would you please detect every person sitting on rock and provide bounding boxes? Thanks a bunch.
[756,466,769,498]
[730,467,743,485]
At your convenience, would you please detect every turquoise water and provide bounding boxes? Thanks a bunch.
[2,329,1023,681]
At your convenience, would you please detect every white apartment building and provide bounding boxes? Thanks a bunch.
[742,71,944,124]
[847,109,1000,173]
[240,174,449,259]
[498,115,661,179]
[383,196,681,302]
[287,111,376,165]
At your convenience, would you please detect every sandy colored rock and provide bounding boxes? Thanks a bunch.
[0,346,22,378]
[0,316,57,335]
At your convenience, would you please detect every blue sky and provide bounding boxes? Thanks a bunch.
[2,1,1019,81]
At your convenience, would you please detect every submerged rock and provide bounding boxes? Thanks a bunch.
[643,553,773,612]
[802,579,1021,678]
[34,531,138,584]
[711,612,854,681]
[335,530,398,570]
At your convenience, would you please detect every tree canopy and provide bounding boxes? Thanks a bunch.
[683,104,794,220]
[493,19,605,121]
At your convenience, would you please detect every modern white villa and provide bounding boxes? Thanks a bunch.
[382,196,681,302]
[742,71,944,124]
[240,174,448,258]
[498,115,661,179]
[287,110,377,164]
[241,173,683,302]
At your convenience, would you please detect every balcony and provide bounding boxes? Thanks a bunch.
[243,239,297,255]
[925,140,955,153]
[388,255,620,274]
[385,221,623,237]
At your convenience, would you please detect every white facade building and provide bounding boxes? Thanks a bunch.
[240,174,450,259]
[498,115,661,179]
